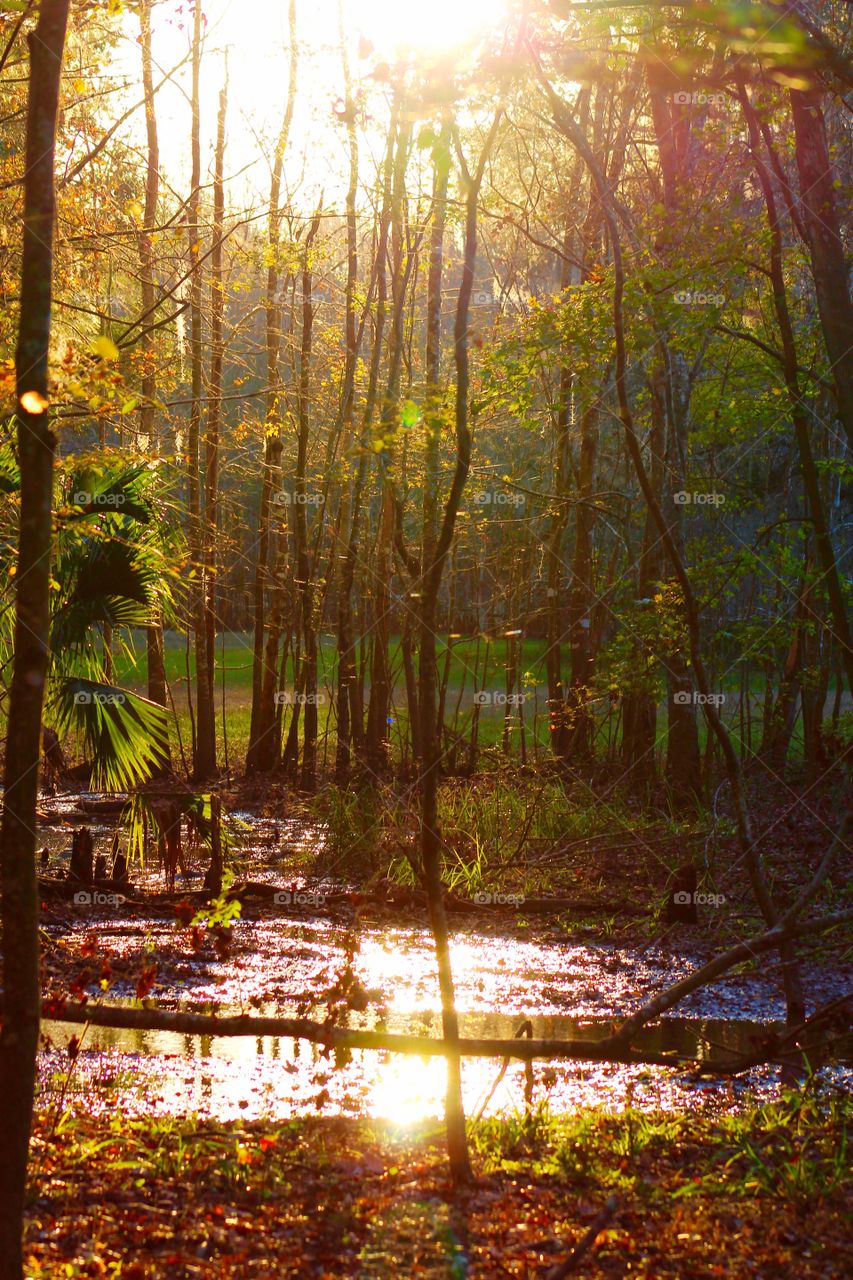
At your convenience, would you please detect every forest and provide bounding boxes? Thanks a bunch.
[0,0,851,1275]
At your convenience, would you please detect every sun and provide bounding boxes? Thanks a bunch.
[349,0,506,57]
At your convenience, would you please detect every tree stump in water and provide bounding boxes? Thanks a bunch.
[42,726,67,792]
[109,831,128,884]
[665,863,698,924]
[67,827,94,883]
[203,795,223,896]
[154,801,183,891]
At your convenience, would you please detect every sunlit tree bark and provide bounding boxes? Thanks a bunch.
[334,9,362,779]
[246,0,298,774]
[366,110,410,772]
[417,112,503,1188]
[201,68,228,764]
[0,4,70,1272]
[137,0,170,765]
[187,0,217,780]
[790,88,853,454]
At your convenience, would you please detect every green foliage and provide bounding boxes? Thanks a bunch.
[687,1087,851,1205]
[53,678,168,791]
[313,784,384,877]
[0,449,182,790]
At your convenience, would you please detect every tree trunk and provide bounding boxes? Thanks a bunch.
[790,89,853,453]
[566,399,599,758]
[246,0,297,773]
[0,5,69,1274]
[333,12,361,780]
[621,398,663,789]
[366,112,410,772]
[647,85,702,805]
[295,213,321,791]
[545,335,572,760]
[187,0,216,780]
[137,0,170,772]
[204,71,227,766]
[417,113,502,1187]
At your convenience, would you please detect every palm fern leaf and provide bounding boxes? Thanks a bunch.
[53,677,170,792]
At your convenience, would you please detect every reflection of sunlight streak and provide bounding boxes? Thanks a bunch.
[42,909,830,1124]
[39,1031,797,1126]
[358,934,559,1018]
[364,1053,522,1125]
[366,1053,448,1124]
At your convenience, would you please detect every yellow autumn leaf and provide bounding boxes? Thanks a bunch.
[90,336,119,361]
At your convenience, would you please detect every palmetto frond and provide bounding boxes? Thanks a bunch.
[0,449,183,789]
[121,792,222,871]
[53,677,170,792]
[51,534,159,649]
[64,462,154,526]
[0,440,20,494]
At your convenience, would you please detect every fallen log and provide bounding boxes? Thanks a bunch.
[74,798,127,815]
[610,908,853,1047]
[40,1000,683,1067]
[29,910,850,1074]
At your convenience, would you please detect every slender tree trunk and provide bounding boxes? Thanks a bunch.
[546,110,590,762]
[0,6,69,1274]
[247,0,297,773]
[621,398,663,788]
[545,335,572,760]
[137,0,170,770]
[367,112,410,772]
[761,585,805,771]
[295,213,321,790]
[566,399,599,758]
[647,86,702,805]
[659,355,702,806]
[187,0,216,780]
[204,71,227,760]
[340,132,398,768]
[419,121,451,775]
[790,89,853,453]
[417,113,502,1188]
[334,12,361,779]
[401,611,420,767]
